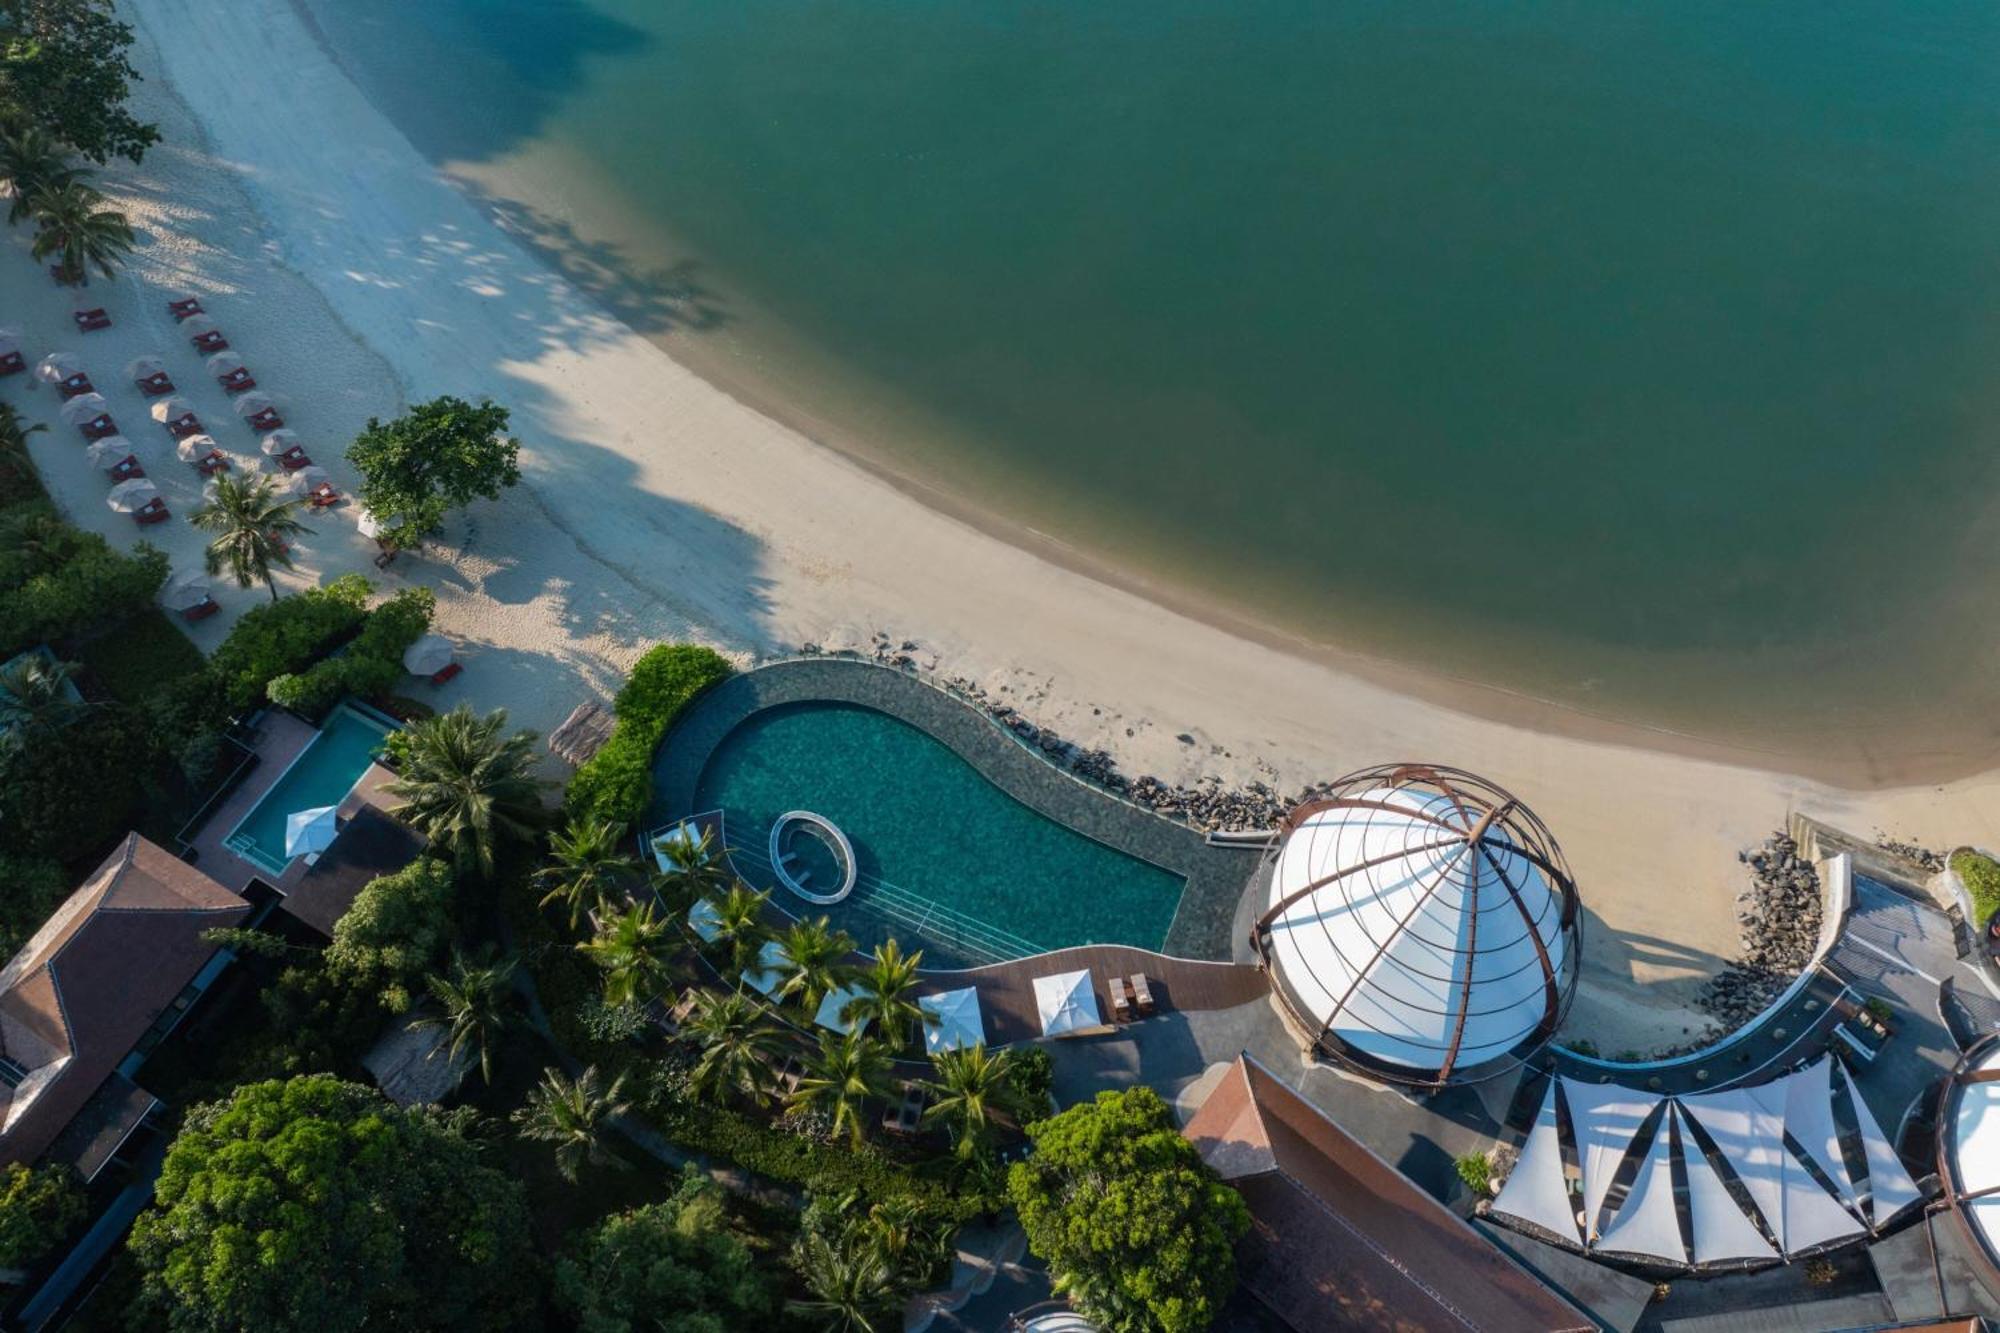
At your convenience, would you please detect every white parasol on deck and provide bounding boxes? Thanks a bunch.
[401,633,454,676]
[284,805,340,860]
[161,570,213,613]
[106,478,160,513]
[58,393,110,426]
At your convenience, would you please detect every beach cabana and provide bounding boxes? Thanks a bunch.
[234,392,284,432]
[1033,969,1100,1038]
[106,479,166,524]
[84,437,137,471]
[34,352,89,397]
[284,806,340,862]
[161,570,217,621]
[60,393,117,440]
[919,986,985,1055]
[205,350,255,392]
[687,896,723,943]
[742,940,790,997]
[813,985,869,1036]
[125,356,173,396]
[181,314,227,352]
[287,465,332,495]
[176,434,229,472]
[259,429,304,457]
[150,396,202,437]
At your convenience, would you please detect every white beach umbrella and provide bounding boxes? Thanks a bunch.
[150,395,198,425]
[58,393,111,427]
[176,433,224,463]
[85,438,133,469]
[161,570,213,613]
[284,805,340,860]
[1033,969,1101,1038]
[919,987,986,1055]
[286,466,331,495]
[124,355,166,381]
[105,478,160,513]
[356,509,384,539]
[259,429,303,457]
[204,350,245,376]
[400,633,454,677]
[233,391,281,419]
[180,314,219,336]
[33,352,81,384]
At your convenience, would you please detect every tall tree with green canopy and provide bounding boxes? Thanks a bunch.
[127,1075,535,1333]
[842,938,923,1051]
[0,121,72,223]
[0,0,159,162]
[648,823,732,914]
[324,856,455,1012]
[552,1165,775,1333]
[406,946,517,1085]
[774,915,855,1014]
[686,990,783,1108]
[789,1029,889,1148]
[705,881,771,979]
[26,178,129,283]
[1008,1086,1249,1333]
[787,1227,900,1333]
[577,899,675,1008]
[384,704,545,878]
[0,1161,81,1268]
[189,471,309,600]
[346,396,521,548]
[921,1043,1024,1160]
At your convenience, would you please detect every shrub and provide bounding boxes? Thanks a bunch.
[0,706,151,861]
[565,644,732,829]
[0,853,69,958]
[0,1162,83,1269]
[1455,1151,1492,1195]
[1954,850,2000,924]
[76,609,204,706]
[267,586,435,715]
[207,574,371,710]
[0,535,167,656]
[325,857,456,1012]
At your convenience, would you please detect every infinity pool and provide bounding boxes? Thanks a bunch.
[683,703,1185,967]
[225,704,397,875]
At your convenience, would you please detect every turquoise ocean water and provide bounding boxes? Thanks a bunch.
[298,0,2000,766]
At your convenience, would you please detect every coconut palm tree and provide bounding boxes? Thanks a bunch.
[535,817,635,930]
[920,1043,1022,1160]
[789,1029,890,1148]
[0,403,42,465]
[649,824,732,915]
[0,124,77,225]
[189,472,309,601]
[0,655,83,744]
[383,705,546,878]
[860,1196,943,1285]
[512,1064,631,1183]
[776,916,857,1015]
[577,900,676,1008]
[841,938,924,1051]
[406,947,517,1085]
[788,1229,900,1333]
[687,990,785,1108]
[27,181,133,285]
[707,883,772,979]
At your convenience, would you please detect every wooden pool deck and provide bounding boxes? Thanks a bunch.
[916,945,1271,1046]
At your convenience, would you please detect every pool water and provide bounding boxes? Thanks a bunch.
[225,704,396,875]
[682,703,1185,967]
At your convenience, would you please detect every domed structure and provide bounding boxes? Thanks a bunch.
[1251,763,1580,1088]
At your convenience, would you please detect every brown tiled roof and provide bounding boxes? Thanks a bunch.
[1182,1056,1596,1333]
[0,834,246,1168]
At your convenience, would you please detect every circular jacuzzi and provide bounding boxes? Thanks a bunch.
[768,810,858,905]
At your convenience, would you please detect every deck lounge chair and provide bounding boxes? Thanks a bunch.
[167,297,203,321]
[80,413,118,441]
[0,351,22,376]
[429,662,464,687]
[181,595,220,622]
[306,482,341,509]
[219,366,255,392]
[56,374,92,399]
[195,452,231,477]
[133,497,170,525]
[72,306,111,333]
[107,456,144,482]
[277,447,314,471]
[245,406,284,432]
[183,317,228,353]
[1130,973,1155,1018]
[137,371,173,396]
[1108,975,1133,1023]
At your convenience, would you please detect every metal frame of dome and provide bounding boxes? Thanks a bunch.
[1937,1033,2000,1307]
[1250,763,1581,1089]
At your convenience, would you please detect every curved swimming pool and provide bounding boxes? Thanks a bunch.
[686,702,1186,967]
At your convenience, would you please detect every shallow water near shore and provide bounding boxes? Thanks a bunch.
[297,0,2000,767]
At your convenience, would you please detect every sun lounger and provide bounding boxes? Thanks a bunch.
[277,447,313,470]
[1108,975,1133,1023]
[107,456,143,482]
[0,352,22,376]
[168,297,203,321]
[79,414,118,441]
[162,412,202,439]
[72,307,110,333]
[245,406,284,432]
[882,1080,926,1134]
[217,366,256,393]
[429,662,464,686]
[1130,973,1155,1018]
[56,374,92,399]
[307,482,341,509]
[132,498,170,525]
[181,596,219,622]
[195,452,230,476]
[190,329,227,353]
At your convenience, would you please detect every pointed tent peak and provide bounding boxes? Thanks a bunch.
[1491,1079,1580,1244]
[1561,1077,1663,1241]
[1034,969,1101,1037]
[1596,1107,1686,1263]
[1677,1104,1780,1265]
[1836,1060,1923,1225]
[1784,1057,1857,1202]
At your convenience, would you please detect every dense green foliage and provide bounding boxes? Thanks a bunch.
[1955,849,2000,923]
[75,607,204,704]
[25,177,130,284]
[566,644,734,828]
[129,1076,534,1333]
[0,0,160,162]
[0,851,64,956]
[1009,1087,1248,1333]
[0,704,147,857]
[346,397,521,547]
[325,857,456,1012]
[205,573,371,709]
[1455,1151,1492,1195]
[0,1160,82,1268]
[384,704,545,877]
[267,585,434,714]
[553,1167,775,1333]
[0,508,166,656]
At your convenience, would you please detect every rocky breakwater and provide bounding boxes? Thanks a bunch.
[1696,832,1824,1032]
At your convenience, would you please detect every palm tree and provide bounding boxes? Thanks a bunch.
[28,181,134,285]
[842,939,924,1051]
[776,916,857,1014]
[577,900,676,1008]
[686,990,784,1108]
[921,1043,1022,1160]
[512,1064,631,1183]
[406,947,517,1085]
[384,705,546,878]
[789,1030,890,1148]
[860,1196,942,1284]
[707,883,772,979]
[649,824,732,915]
[0,403,43,465]
[788,1229,900,1333]
[535,817,635,930]
[0,655,83,752]
[189,473,309,600]
[0,124,76,225]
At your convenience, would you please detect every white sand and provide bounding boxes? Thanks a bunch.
[1,0,1992,1050]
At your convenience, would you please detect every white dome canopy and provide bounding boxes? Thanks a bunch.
[1255,764,1579,1085]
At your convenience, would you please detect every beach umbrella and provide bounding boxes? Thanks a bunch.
[33,352,81,384]
[180,314,218,336]
[1032,969,1101,1038]
[286,465,331,495]
[356,509,384,539]
[687,897,723,943]
[283,805,340,860]
[813,985,870,1036]
[176,433,225,464]
[401,633,454,676]
[124,355,167,381]
[233,391,280,420]
[58,393,110,427]
[741,939,790,997]
[919,986,986,1055]
[204,350,245,376]
[150,395,199,425]
[259,429,303,457]
[161,570,213,613]
[85,438,133,469]
[106,478,160,513]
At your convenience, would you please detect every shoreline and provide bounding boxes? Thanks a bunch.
[52,0,2000,1053]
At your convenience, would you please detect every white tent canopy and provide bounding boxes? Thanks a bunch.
[742,939,789,997]
[919,987,985,1055]
[1034,969,1100,1037]
[1562,1078,1662,1241]
[1839,1060,1923,1224]
[1596,1110,1685,1263]
[284,805,339,860]
[1680,1105,1780,1264]
[1492,1081,1579,1243]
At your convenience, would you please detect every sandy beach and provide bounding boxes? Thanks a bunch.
[4,0,1996,1051]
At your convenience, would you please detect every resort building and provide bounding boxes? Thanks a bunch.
[0,834,248,1181]
[1250,764,1580,1088]
[1182,1053,1596,1332]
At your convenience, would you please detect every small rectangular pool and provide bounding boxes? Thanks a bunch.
[224,703,396,875]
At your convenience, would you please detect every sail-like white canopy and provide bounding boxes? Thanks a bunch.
[1839,1060,1922,1224]
[919,987,985,1055]
[1596,1110,1685,1262]
[1680,1106,1779,1264]
[1034,970,1100,1037]
[1563,1078,1662,1240]
[1491,1081,1578,1242]
[1948,1041,2000,1267]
